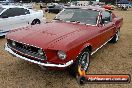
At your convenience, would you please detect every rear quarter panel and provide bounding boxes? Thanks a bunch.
[113,16,123,30]
[28,9,46,24]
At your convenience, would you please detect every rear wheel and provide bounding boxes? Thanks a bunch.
[69,49,90,77]
[110,30,120,43]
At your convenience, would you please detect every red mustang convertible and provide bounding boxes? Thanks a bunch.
[5,6,123,76]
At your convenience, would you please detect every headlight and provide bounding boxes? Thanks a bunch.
[57,50,67,60]
[12,41,16,46]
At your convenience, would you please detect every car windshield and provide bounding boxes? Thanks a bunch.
[55,8,99,25]
[0,8,5,13]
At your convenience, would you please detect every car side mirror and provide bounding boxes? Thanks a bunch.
[1,15,8,18]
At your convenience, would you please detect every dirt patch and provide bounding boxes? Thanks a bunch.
[0,9,132,88]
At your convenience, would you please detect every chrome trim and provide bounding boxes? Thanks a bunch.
[6,39,47,60]
[5,43,73,68]
[6,38,42,49]
[91,37,113,55]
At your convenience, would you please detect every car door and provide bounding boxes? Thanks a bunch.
[98,11,116,45]
[16,8,30,27]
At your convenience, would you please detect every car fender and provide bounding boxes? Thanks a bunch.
[67,43,92,62]
[79,43,93,55]
[28,10,45,24]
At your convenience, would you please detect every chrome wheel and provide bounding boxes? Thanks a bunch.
[110,29,120,43]
[79,52,90,71]
[116,31,120,41]
[69,49,91,77]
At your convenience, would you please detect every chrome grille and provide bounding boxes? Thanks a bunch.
[7,39,46,61]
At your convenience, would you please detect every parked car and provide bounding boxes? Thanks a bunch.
[129,1,132,8]
[117,0,129,10]
[5,6,123,76]
[103,4,115,10]
[0,5,46,36]
[46,4,63,13]
[0,0,9,3]
[117,4,129,10]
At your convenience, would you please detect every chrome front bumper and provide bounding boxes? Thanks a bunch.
[5,43,73,68]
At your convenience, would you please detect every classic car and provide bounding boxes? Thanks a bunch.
[0,5,46,36]
[5,6,123,76]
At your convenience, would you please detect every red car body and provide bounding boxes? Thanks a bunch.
[5,6,123,70]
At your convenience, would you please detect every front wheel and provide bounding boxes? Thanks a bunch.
[69,49,90,77]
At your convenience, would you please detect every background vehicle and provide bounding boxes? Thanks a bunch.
[103,4,115,10]
[0,5,46,36]
[117,0,129,10]
[5,6,123,76]
[0,0,9,3]
[128,1,132,8]
[46,4,63,13]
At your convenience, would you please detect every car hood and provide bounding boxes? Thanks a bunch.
[6,22,96,50]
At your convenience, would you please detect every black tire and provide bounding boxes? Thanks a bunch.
[110,30,120,43]
[31,19,41,25]
[69,48,90,77]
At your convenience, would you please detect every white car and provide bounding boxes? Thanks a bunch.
[0,5,46,36]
